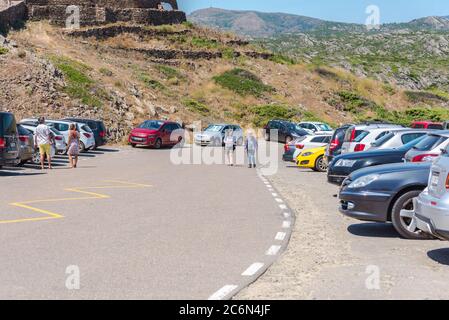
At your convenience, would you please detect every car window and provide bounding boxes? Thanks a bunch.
[205,125,224,132]
[87,121,98,130]
[413,135,448,151]
[55,123,70,132]
[428,124,443,130]
[269,121,279,129]
[17,125,31,136]
[401,133,425,144]
[139,121,163,130]
[318,123,332,131]
[375,131,390,140]
[311,136,325,143]
[413,124,425,129]
[81,125,93,133]
[323,136,331,143]
[353,131,369,143]
[371,132,394,147]
[0,114,17,136]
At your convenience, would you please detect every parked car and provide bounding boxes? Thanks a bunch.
[325,124,353,164]
[129,120,183,149]
[368,129,429,151]
[0,112,20,169]
[194,124,243,147]
[20,119,95,152]
[411,121,443,130]
[20,123,67,155]
[63,118,107,149]
[340,123,404,154]
[328,135,426,185]
[296,146,328,172]
[415,145,449,240]
[404,131,449,162]
[264,120,309,144]
[17,125,34,165]
[283,135,331,162]
[297,122,333,135]
[339,162,432,239]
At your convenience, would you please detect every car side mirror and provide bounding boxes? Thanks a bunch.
[441,148,448,155]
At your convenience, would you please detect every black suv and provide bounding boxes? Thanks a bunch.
[264,120,309,143]
[63,118,107,149]
[0,112,20,169]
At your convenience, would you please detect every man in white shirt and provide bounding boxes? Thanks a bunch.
[34,117,53,170]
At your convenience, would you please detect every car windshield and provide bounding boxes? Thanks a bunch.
[412,134,448,151]
[0,114,17,136]
[317,124,332,131]
[371,132,395,147]
[205,125,224,132]
[397,135,426,151]
[139,121,163,130]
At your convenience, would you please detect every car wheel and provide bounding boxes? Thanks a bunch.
[131,143,137,148]
[264,132,270,141]
[79,141,86,153]
[313,156,328,172]
[391,190,435,240]
[154,138,162,149]
[285,136,293,144]
[18,160,28,167]
[32,152,41,165]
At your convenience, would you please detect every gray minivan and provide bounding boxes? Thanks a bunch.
[0,112,20,169]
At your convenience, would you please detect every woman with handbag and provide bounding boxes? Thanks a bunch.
[67,123,80,169]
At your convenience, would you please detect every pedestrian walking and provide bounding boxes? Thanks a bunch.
[67,123,80,169]
[245,130,258,168]
[223,129,235,166]
[34,117,53,170]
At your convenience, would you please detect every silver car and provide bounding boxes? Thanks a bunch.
[194,124,243,146]
[369,129,430,151]
[415,145,449,240]
[404,131,449,163]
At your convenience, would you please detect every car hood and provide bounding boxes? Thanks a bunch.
[334,148,405,162]
[197,131,221,137]
[349,162,432,181]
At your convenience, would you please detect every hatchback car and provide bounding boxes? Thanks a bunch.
[415,145,449,240]
[369,129,429,151]
[17,125,34,165]
[296,146,327,172]
[264,120,309,144]
[411,121,443,130]
[283,135,331,162]
[129,120,183,149]
[340,124,404,154]
[404,131,449,162]
[0,112,20,168]
[194,124,243,146]
[63,118,107,149]
[297,122,333,135]
[339,162,432,239]
[21,124,67,156]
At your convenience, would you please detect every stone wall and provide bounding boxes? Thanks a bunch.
[0,1,27,33]
[25,0,185,26]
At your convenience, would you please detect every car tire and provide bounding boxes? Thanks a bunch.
[32,152,41,165]
[18,160,28,167]
[79,141,86,153]
[313,155,328,172]
[154,138,162,149]
[391,190,435,240]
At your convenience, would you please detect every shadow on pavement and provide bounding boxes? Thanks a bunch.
[427,248,449,266]
[347,223,399,238]
[0,171,46,177]
[95,148,120,153]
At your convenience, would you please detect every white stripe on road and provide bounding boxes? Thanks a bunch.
[279,204,287,210]
[282,221,291,229]
[266,185,272,188]
[283,212,291,218]
[241,263,264,276]
[266,245,281,256]
[208,285,238,300]
[275,198,284,203]
[271,193,278,197]
[275,232,286,241]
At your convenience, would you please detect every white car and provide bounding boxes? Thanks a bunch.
[20,119,95,152]
[340,124,404,154]
[20,123,67,154]
[297,122,333,135]
[292,134,332,159]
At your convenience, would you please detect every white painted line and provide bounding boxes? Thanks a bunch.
[279,204,287,210]
[271,193,278,197]
[283,212,291,218]
[275,198,283,203]
[208,285,238,300]
[266,245,281,256]
[263,181,269,184]
[266,185,272,188]
[268,189,274,193]
[241,263,264,276]
[275,232,286,241]
[282,221,291,229]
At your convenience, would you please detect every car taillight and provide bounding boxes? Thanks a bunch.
[412,154,438,162]
[296,144,304,149]
[329,137,339,152]
[446,174,449,189]
[83,133,92,138]
[284,144,290,152]
[19,136,28,142]
[354,144,366,152]
[0,137,5,148]
[99,131,106,138]
[350,129,356,142]
[55,136,63,141]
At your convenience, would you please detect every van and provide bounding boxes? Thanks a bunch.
[0,112,20,169]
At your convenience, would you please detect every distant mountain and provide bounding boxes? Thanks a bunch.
[188,8,363,38]
[188,8,449,37]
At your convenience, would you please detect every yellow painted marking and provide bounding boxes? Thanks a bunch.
[0,180,151,225]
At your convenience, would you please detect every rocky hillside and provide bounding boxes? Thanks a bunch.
[1,21,449,143]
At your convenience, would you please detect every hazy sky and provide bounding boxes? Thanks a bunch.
[178,0,449,23]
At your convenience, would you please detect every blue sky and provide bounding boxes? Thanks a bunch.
[178,0,449,23]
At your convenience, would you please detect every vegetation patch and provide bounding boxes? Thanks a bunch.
[405,90,448,104]
[183,98,210,115]
[155,64,183,80]
[336,90,376,113]
[137,72,166,91]
[251,104,299,127]
[190,36,219,49]
[270,54,296,65]
[213,68,275,97]
[99,67,113,77]
[0,47,9,55]
[50,55,103,108]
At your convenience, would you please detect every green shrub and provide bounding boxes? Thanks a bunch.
[0,47,9,55]
[213,68,275,97]
[155,64,183,80]
[337,90,373,113]
[138,72,166,90]
[183,99,210,115]
[405,90,448,104]
[221,47,236,60]
[190,37,219,49]
[270,54,296,65]
[251,104,299,127]
[99,67,113,77]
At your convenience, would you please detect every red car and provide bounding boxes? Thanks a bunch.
[129,120,183,149]
[411,121,443,130]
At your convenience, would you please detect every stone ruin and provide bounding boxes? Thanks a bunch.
[1,0,186,31]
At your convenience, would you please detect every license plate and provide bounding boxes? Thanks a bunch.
[132,137,144,142]
[431,173,440,187]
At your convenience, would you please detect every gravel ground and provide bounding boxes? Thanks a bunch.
[237,146,449,299]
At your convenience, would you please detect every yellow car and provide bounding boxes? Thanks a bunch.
[296,146,328,172]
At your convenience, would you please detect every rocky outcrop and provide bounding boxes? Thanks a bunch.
[0,1,27,33]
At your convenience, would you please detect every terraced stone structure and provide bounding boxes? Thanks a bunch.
[26,0,186,26]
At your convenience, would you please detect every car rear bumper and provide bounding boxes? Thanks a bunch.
[339,190,392,222]
[282,154,294,162]
[0,155,21,166]
[415,193,449,240]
